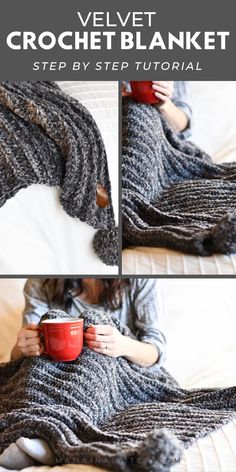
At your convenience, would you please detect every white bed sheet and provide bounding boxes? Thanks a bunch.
[122,81,236,275]
[1,278,236,472]
[0,81,119,275]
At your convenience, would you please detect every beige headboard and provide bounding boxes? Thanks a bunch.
[0,278,26,362]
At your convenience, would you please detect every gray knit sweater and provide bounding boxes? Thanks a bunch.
[122,97,236,255]
[0,81,118,265]
[0,309,235,472]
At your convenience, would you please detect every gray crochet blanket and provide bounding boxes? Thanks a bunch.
[0,81,118,265]
[0,310,236,472]
[122,97,236,255]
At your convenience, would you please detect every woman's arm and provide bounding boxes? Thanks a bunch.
[85,279,166,368]
[132,278,166,365]
[119,335,159,367]
[84,324,158,367]
[152,81,189,133]
[11,279,50,360]
[158,99,189,134]
[11,344,22,360]
[11,323,44,360]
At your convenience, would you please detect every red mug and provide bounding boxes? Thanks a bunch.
[130,81,159,104]
[39,318,84,362]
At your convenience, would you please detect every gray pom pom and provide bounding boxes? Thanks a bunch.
[135,429,183,472]
[93,228,119,266]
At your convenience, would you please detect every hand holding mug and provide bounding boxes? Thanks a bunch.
[152,81,174,107]
[16,323,44,357]
[122,82,132,97]
[85,324,125,358]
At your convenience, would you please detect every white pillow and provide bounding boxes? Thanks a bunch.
[191,81,236,160]
[164,278,236,387]
[0,278,25,362]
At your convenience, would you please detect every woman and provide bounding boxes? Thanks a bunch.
[122,79,236,255]
[1,279,236,471]
[0,278,166,469]
[11,278,166,368]
[122,80,192,139]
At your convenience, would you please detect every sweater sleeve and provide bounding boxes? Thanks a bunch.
[22,278,50,326]
[132,279,166,365]
[172,81,192,140]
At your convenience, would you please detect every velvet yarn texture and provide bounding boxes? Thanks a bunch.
[122,97,236,256]
[0,309,236,472]
[0,81,118,266]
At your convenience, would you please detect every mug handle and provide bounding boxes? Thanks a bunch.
[37,325,48,356]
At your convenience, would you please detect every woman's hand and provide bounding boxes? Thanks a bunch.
[152,80,188,133]
[85,324,159,367]
[85,325,126,358]
[16,323,44,357]
[122,82,132,97]
[152,81,174,107]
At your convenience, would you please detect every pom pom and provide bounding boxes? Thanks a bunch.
[199,212,236,255]
[134,429,183,472]
[93,228,119,266]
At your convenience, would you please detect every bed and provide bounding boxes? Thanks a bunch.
[0,278,235,472]
[0,82,119,275]
[122,81,236,275]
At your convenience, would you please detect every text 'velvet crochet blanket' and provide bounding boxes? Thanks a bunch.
[122,98,236,255]
[0,81,118,265]
[0,310,236,472]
